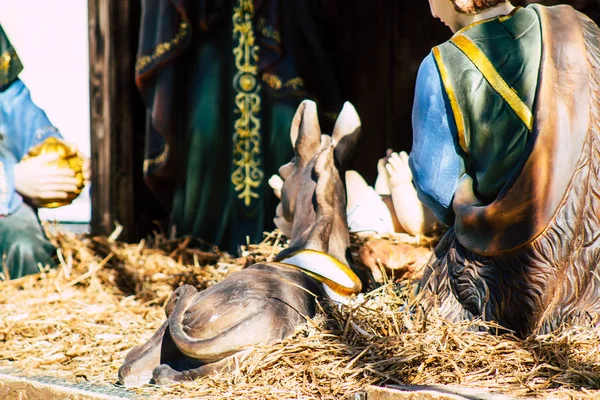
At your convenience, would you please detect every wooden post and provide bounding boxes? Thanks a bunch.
[88,0,141,241]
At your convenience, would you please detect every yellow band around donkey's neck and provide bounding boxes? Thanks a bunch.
[277,249,362,299]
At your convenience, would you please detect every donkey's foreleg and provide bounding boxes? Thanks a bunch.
[119,322,186,387]
[152,355,240,384]
[118,322,170,387]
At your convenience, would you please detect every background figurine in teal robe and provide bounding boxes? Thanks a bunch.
[135,0,343,253]
[0,25,87,279]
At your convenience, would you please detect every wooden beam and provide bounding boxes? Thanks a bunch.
[88,0,138,240]
[365,385,515,400]
[0,369,135,399]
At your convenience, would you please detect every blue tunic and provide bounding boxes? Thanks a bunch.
[0,79,62,215]
[409,53,464,225]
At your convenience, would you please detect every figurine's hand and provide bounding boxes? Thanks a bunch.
[14,153,80,204]
[385,151,413,189]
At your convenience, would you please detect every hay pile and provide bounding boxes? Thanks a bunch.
[0,227,599,399]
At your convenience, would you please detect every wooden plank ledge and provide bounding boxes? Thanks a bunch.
[363,384,516,400]
[0,368,137,400]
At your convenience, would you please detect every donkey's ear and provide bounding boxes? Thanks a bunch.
[290,100,322,162]
[332,102,362,169]
[305,145,335,252]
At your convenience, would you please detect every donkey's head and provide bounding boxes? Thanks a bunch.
[274,100,361,264]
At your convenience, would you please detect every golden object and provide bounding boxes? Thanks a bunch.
[23,137,85,208]
[451,34,534,131]
[231,0,264,207]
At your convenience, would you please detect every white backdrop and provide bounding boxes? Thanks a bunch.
[0,0,91,223]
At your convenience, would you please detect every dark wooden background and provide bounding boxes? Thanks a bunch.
[88,0,600,242]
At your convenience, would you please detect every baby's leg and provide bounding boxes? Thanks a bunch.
[345,170,371,211]
[386,152,438,236]
[345,170,396,234]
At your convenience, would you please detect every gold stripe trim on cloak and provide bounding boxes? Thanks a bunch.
[0,47,20,87]
[432,47,468,154]
[257,18,281,43]
[232,0,263,207]
[143,144,169,174]
[261,72,305,91]
[455,6,521,35]
[498,6,521,23]
[0,48,15,73]
[451,35,533,131]
[135,21,189,73]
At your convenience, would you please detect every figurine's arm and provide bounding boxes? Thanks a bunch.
[0,79,79,207]
[0,79,62,159]
[408,53,465,227]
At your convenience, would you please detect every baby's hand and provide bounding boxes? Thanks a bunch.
[385,151,413,189]
[268,174,284,199]
[374,149,393,195]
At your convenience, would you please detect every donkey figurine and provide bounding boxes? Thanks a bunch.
[118,100,362,386]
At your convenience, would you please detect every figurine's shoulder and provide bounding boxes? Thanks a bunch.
[415,52,439,85]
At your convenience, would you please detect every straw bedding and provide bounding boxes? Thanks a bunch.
[1,226,599,399]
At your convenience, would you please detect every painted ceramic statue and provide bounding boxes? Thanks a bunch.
[402,0,600,337]
[118,101,362,386]
[0,25,90,279]
[136,0,343,253]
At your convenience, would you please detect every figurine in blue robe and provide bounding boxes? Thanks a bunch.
[0,25,88,279]
[401,0,600,337]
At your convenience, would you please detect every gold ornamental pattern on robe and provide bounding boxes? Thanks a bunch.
[232,0,263,208]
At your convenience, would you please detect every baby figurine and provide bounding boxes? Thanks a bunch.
[270,149,440,237]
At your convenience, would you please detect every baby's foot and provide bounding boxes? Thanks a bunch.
[385,151,413,189]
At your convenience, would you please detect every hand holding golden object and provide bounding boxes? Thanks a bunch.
[22,137,85,208]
